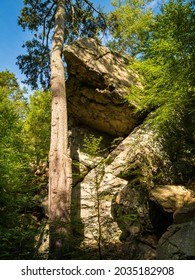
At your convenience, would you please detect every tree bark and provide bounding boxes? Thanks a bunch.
[48,0,71,259]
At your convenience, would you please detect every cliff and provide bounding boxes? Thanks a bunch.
[61,38,195,259]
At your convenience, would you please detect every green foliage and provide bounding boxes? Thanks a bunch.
[107,0,154,56]
[83,134,103,157]
[0,73,27,192]
[23,90,51,163]
[116,213,138,225]
[0,69,19,90]
[0,72,32,258]
[131,1,194,121]
[109,0,195,184]
[0,71,48,259]
[127,0,195,183]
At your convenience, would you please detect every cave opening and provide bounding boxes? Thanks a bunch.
[149,200,173,239]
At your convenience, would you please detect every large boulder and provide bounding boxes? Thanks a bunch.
[148,185,195,238]
[64,37,146,136]
[157,203,195,259]
[70,122,174,259]
[149,185,195,213]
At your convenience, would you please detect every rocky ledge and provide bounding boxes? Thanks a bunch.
[64,37,146,136]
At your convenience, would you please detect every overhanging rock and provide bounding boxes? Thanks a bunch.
[64,37,146,136]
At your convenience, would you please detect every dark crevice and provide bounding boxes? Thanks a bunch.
[149,200,173,239]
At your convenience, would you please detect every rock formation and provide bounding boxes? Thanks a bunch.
[157,203,195,259]
[64,37,146,136]
[62,38,195,259]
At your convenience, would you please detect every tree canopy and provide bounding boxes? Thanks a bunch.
[17,0,107,89]
[122,0,195,182]
[0,71,38,259]
[23,90,51,163]
[107,0,154,57]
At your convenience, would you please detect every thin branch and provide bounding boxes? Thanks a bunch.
[42,2,56,48]
[83,0,107,28]
[69,0,76,26]
[45,6,57,50]
[76,0,81,10]
[40,3,57,88]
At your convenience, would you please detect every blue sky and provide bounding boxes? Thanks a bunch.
[0,0,161,88]
[0,0,30,85]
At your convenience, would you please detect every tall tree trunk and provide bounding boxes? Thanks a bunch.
[49,0,71,259]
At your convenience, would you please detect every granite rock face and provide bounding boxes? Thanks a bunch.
[64,37,146,136]
[69,122,182,259]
